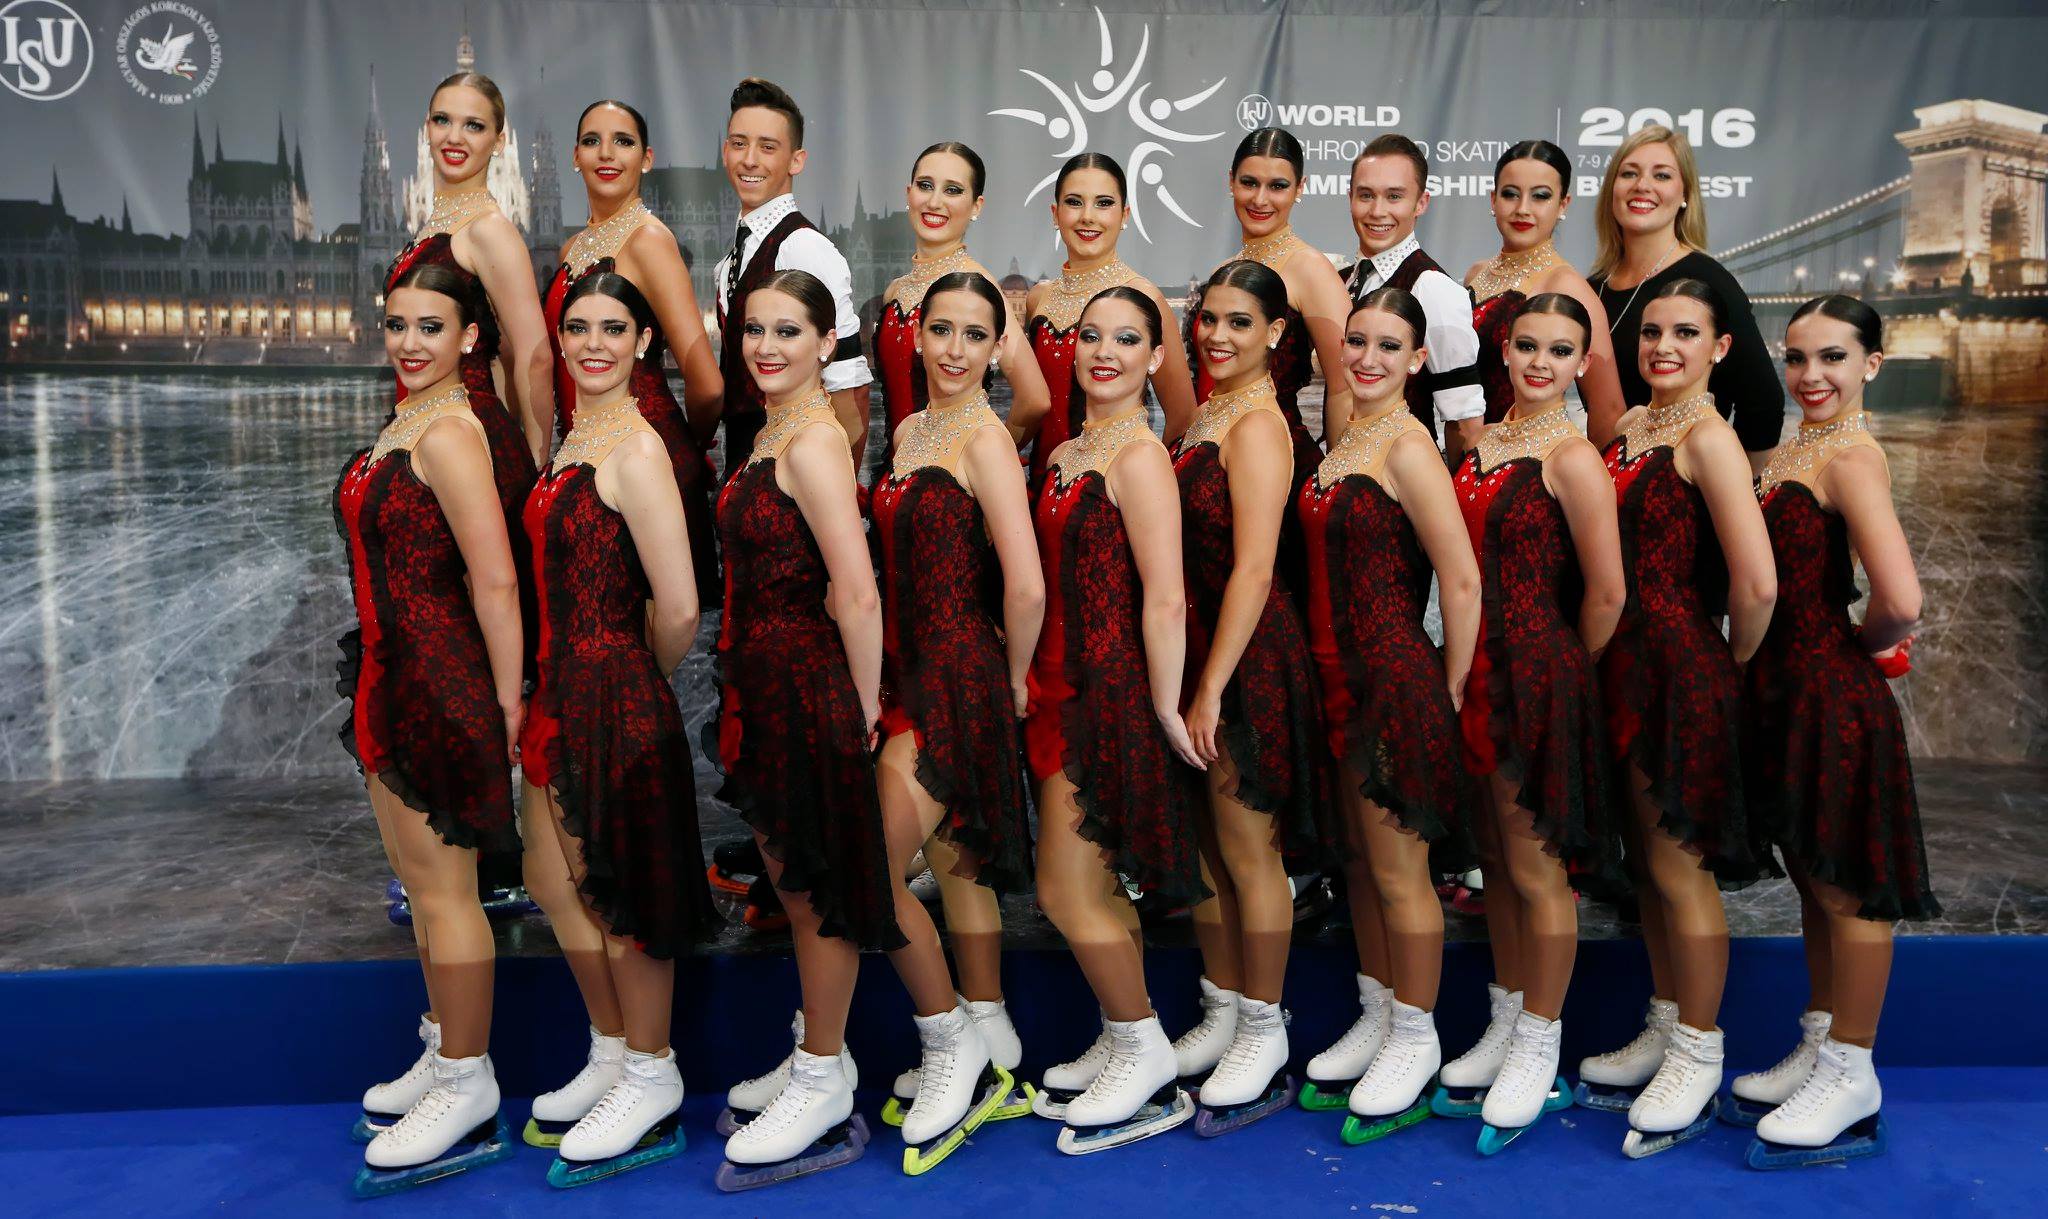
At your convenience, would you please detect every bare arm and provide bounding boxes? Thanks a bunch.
[1548,266,1629,447]
[1824,446,1921,653]
[1185,413,1290,763]
[621,227,724,422]
[1681,422,1777,664]
[1291,258,1354,446]
[830,385,871,471]
[996,321,1053,448]
[1546,438,1627,656]
[603,431,701,674]
[964,426,1046,715]
[1110,441,1205,770]
[1144,281,1199,444]
[1387,431,1482,709]
[413,418,525,758]
[461,215,553,464]
[781,424,884,734]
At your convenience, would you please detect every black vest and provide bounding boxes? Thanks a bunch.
[718,210,818,480]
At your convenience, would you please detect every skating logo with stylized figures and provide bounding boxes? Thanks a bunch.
[989,6,1229,242]
[116,3,223,104]
[0,0,91,101]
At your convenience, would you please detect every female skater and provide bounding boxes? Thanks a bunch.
[341,262,523,1195]
[1028,286,1208,1155]
[872,141,1049,464]
[1464,140,1626,428]
[386,71,547,473]
[1437,294,1626,1154]
[1738,295,1935,1169]
[1167,261,1326,1133]
[869,272,1047,1168]
[1296,288,1480,1143]
[1022,153,1195,484]
[1588,126,1782,457]
[705,270,909,1189]
[1577,279,1778,1158]
[540,98,722,597]
[517,272,717,1186]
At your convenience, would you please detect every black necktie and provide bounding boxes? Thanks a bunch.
[726,222,750,308]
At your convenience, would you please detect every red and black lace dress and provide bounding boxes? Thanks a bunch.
[1470,290,1524,424]
[1298,409,1474,856]
[544,240,719,598]
[1601,407,1767,886]
[704,398,905,949]
[388,230,541,667]
[519,422,716,958]
[875,297,925,451]
[1746,462,1936,921]
[1171,381,1327,862]
[871,394,1031,895]
[1025,411,1206,906]
[1027,260,1145,488]
[1454,408,1618,883]
[334,397,515,852]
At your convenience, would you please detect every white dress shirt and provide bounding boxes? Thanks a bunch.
[1348,233,1484,428]
[714,192,872,393]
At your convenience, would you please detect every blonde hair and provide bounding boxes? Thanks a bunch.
[1592,125,1708,281]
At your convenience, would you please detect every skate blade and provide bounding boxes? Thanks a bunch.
[1031,1086,1078,1122]
[705,864,754,896]
[1056,1087,1195,1156]
[1572,1079,1641,1113]
[352,1113,398,1145]
[1622,1096,1717,1160]
[1428,1084,1486,1119]
[1745,1113,1886,1171]
[1298,1080,1356,1112]
[902,1066,1014,1176]
[353,1116,513,1198]
[1341,1095,1433,1146]
[714,1106,757,1138]
[1476,1080,1571,1156]
[987,1080,1038,1122]
[1543,1075,1575,1114]
[547,1123,681,1188]
[716,1120,867,1192]
[1194,1076,1295,1138]
[522,1116,573,1148]
[1718,1095,1773,1128]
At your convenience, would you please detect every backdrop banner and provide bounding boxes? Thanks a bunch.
[1,0,2043,781]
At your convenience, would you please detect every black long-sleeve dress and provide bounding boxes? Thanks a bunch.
[1593,251,1785,453]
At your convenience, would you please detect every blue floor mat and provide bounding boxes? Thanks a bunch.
[5,1068,2039,1217]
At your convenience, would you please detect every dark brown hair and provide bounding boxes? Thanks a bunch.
[730,78,804,148]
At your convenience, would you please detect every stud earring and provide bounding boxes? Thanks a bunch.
[1711,356,1722,364]
[461,344,473,354]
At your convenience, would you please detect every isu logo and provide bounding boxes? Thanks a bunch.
[0,0,91,101]
[989,6,1229,242]
[1236,94,1272,132]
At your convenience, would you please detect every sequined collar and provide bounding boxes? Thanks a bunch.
[370,383,469,464]
[894,245,977,313]
[553,397,643,469]
[1040,258,1137,331]
[564,200,652,277]
[1236,227,1306,272]
[418,189,496,240]
[1052,404,1149,485]
[1615,391,1716,464]
[1315,406,1419,490]
[748,386,838,466]
[1759,409,1872,494]
[892,389,996,476]
[1181,375,1278,448]
[1475,402,1575,474]
[1470,241,1559,302]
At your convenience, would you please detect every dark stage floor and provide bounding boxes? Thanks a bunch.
[3,759,2042,972]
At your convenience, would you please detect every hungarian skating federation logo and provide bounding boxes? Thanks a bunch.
[0,0,92,101]
[989,6,1229,242]
[116,3,222,104]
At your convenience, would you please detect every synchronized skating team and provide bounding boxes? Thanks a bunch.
[335,71,1937,1196]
